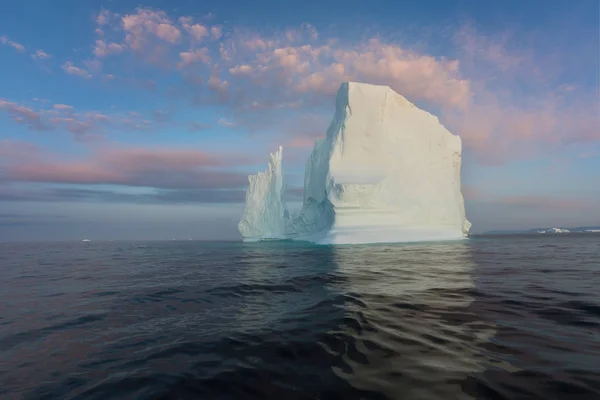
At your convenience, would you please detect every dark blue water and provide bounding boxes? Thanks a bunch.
[1,234,599,399]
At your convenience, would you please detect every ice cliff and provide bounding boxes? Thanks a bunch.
[238,82,471,244]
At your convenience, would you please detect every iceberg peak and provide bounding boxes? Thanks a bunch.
[238,82,471,244]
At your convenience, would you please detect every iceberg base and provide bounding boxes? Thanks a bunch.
[314,226,468,245]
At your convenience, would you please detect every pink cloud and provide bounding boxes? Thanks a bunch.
[2,143,258,189]
[155,23,181,42]
[1,98,171,138]
[454,24,530,75]
[93,40,125,57]
[229,64,253,75]
[211,26,222,39]
[98,147,229,170]
[219,36,470,110]
[0,140,40,160]
[84,112,110,121]
[0,36,25,52]
[207,75,229,96]
[96,9,113,26]
[442,82,600,165]
[53,104,74,111]
[49,117,95,135]
[9,7,598,166]
[0,100,51,130]
[498,195,590,210]
[122,8,181,51]
[31,49,51,60]
[323,39,471,107]
[179,48,211,67]
[62,61,92,78]
[9,162,123,184]
[179,17,209,41]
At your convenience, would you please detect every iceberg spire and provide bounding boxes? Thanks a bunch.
[238,146,288,241]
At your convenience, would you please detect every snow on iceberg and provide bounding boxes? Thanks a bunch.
[238,82,471,244]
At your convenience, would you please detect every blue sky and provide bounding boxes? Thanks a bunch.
[1,0,598,240]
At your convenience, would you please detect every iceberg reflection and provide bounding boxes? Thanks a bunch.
[324,241,497,399]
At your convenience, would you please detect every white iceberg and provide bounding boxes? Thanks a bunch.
[538,227,570,234]
[238,82,471,244]
[237,146,288,241]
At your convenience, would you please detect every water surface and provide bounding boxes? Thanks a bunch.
[1,234,599,399]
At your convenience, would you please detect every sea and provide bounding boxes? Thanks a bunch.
[1,234,599,400]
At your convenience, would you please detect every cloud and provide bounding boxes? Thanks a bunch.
[96,9,113,26]
[53,104,74,111]
[119,7,184,65]
[217,118,236,127]
[93,40,125,57]
[0,140,41,159]
[1,98,174,139]
[1,142,258,191]
[122,8,182,45]
[76,8,470,110]
[31,49,51,60]
[0,186,247,204]
[0,100,53,130]
[48,117,95,135]
[179,48,211,68]
[496,195,591,210]
[465,187,592,210]
[453,24,532,77]
[229,64,253,75]
[62,61,92,78]
[0,35,25,52]
[211,26,222,40]
[8,6,597,166]
[179,17,209,41]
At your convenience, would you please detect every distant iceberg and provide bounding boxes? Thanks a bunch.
[537,228,570,234]
[238,82,471,244]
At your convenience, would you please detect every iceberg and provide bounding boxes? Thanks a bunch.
[537,227,570,234]
[238,82,471,244]
[238,146,288,241]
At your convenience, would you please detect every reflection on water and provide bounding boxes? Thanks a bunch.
[235,242,339,334]
[0,236,599,399]
[323,242,495,399]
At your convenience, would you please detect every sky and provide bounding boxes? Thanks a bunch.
[1,0,599,240]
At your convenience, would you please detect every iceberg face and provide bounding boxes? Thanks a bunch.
[238,82,471,244]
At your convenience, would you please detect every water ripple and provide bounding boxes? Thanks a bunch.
[0,235,599,399]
